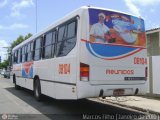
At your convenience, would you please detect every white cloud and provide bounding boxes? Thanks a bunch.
[0,40,9,61]
[0,0,8,8]
[144,19,160,30]
[11,0,34,17]
[132,0,160,6]
[151,23,159,29]
[9,23,28,30]
[124,0,159,17]
[0,23,28,30]
[124,0,141,16]
[0,40,9,48]
[10,10,21,17]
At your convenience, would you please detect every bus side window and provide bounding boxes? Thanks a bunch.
[27,43,31,61]
[58,25,66,42]
[56,19,77,57]
[33,37,42,61]
[10,54,13,66]
[31,42,34,60]
[25,45,28,62]
[17,49,19,64]
[20,48,22,63]
[67,21,77,38]
[43,32,52,59]
[14,50,18,64]
[22,46,25,63]
[52,31,56,57]
[12,53,14,64]
[18,48,21,63]
[13,52,16,63]
[56,25,66,57]
[65,21,77,52]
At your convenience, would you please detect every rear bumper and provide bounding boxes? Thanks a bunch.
[77,82,147,99]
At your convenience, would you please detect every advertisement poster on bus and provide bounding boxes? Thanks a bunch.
[89,8,146,47]
[22,61,33,78]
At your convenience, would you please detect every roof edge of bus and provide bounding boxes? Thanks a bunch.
[83,5,143,19]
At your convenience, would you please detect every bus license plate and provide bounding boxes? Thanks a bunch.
[113,89,125,96]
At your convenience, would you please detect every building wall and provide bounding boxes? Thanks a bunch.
[146,31,160,96]
[147,32,160,56]
[152,56,160,95]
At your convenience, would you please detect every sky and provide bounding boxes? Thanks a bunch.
[0,0,160,61]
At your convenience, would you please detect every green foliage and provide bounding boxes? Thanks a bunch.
[24,33,32,40]
[10,33,32,49]
[0,60,9,69]
[0,33,32,69]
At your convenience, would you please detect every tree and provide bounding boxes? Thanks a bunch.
[10,33,32,49]
[0,33,33,69]
[24,33,32,40]
[0,60,9,69]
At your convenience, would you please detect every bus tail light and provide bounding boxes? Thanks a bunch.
[145,67,148,80]
[80,63,89,81]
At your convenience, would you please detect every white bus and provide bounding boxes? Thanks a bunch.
[11,6,147,101]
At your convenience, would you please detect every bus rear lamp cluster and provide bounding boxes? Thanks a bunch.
[80,63,89,81]
[145,67,148,80]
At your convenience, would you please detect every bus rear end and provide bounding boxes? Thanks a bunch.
[77,7,147,99]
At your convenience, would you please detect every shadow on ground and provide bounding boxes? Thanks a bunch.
[6,87,146,120]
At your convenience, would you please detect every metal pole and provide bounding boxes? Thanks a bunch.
[36,0,37,33]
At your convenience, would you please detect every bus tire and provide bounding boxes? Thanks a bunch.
[13,75,21,90]
[34,78,42,101]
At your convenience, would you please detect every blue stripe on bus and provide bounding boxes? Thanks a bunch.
[86,42,137,57]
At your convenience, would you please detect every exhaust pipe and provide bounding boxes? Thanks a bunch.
[135,88,139,95]
[99,89,104,97]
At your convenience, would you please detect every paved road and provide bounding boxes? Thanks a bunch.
[0,76,149,120]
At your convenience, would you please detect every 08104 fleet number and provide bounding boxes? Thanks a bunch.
[134,57,147,65]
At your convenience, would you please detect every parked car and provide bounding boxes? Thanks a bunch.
[1,70,5,75]
[4,70,10,79]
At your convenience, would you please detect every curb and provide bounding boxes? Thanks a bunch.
[98,98,160,115]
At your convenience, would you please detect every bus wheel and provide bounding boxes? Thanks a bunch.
[13,75,21,90]
[34,78,42,101]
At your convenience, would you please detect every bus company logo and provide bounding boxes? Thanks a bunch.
[106,69,134,75]
[22,61,33,78]
[85,41,144,60]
